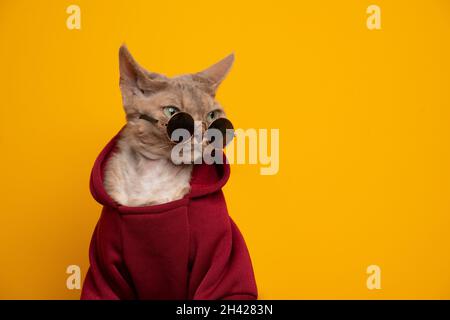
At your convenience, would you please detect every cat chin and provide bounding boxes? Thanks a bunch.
[126,139,171,161]
[138,148,172,161]
[126,136,172,161]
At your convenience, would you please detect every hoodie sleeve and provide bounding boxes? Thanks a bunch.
[187,193,258,300]
[81,208,136,300]
[191,219,258,300]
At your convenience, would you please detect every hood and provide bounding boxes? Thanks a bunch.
[89,128,230,214]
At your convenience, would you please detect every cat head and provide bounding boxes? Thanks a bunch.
[118,45,234,162]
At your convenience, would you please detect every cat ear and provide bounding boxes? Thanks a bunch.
[195,53,234,95]
[119,44,167,97]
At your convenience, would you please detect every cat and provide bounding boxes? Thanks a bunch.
[103,45,234,207]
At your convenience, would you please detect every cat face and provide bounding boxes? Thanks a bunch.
[118,45,234,161]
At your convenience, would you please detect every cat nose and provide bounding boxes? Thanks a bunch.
[193,120,205,133]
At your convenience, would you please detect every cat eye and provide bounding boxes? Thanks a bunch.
[163,106,180,118]
[206,110,219,122]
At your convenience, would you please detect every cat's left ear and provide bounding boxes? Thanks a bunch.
[195,53,234,96]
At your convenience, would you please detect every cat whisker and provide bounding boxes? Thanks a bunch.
[153,144,171,150]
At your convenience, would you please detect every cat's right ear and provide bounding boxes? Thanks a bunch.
[118,45,167,104]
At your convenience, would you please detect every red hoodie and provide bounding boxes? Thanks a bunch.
[81,130,258,300]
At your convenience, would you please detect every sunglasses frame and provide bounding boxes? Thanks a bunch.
[139,111,235,147]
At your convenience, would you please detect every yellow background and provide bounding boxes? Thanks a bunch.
[1,0,450,299]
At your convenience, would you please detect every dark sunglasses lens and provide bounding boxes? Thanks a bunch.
[207,118,234,147]
[166,112,195,143]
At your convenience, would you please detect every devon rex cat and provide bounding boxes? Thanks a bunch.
[81,45,257,300]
